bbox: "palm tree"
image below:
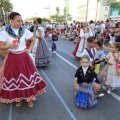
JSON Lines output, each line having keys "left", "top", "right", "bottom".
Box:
{"left": 0, "top": 0, "right": 13, "bottom": 23}
{"left": 107, "top": 0, "right": 116, "bottom": 7}
{"left": 63, "top": 7, "right": 66, "bottom": 16}
{"left": 56, "top": 7, "right": 60, "bottom": 15}
{"left": 107, "top": 0, "right": 120, "bottom": 15}
{"left": 3, "top": 0, "right": 13, "bottom": 23}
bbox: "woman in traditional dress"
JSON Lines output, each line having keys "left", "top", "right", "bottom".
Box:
{"left": 76, "top": 22, "right": 93, "bottom": 58}
{"left": 0, "top": 12, "right": 47, "bottom": 107}
{"left": 34, "top": 18, "right": 50, "bottom": 67}
{"left": 73, "top": 26, "right": 81, "bottom": 57}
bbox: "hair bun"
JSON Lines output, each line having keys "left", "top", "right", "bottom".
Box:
{"left": 9, "top": 12, "right": 21, "bottom": 20}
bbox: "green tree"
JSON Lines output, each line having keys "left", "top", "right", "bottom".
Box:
{"left": 66, "top": 13, "right": 72, "bottom": 21}
{"left": 63, "top": 7, "right": 66, "bottom": 16}
{"left": 107, "top": 0, "right": 116, "bottom": 7}
{"left": 56, "top": 7, "right": 60, "bottom": 15}
{"left": 3, "top": 0, "right": 13, "bottom": 23}
{"left": 0, "top": 0, "right": 13, "bottom": 23}
{"left": 42, "top": 17, "right": 51, "bottom": 23}
{"left": 107, "top": 0, "right": 120, "bottom": 15}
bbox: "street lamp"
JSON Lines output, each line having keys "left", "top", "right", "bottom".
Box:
{"left": 44, "top": 4, "right": 50, "bottom": 18}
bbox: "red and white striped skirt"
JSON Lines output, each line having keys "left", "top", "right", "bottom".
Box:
{"left": 0, "top": 51, "right": 47, "bottom": 104}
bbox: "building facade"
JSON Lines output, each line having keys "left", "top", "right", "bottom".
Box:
{"left": 77, "top": 0, "right": 109, "bottom": 22}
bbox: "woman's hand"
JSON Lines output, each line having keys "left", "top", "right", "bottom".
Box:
{"left": 108, "top": 62, "right": 112, "bottom": 65}
{"left": 25, "top": 49, "right": 31, "bottom": 53}
{"left": 7, "top": 44, "right": 18, "bottom": 49}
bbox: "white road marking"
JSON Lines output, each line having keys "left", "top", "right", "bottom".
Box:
{"left": 42, "top": 70, "right": 76, "bottom": 120}
{"left": 8, "top": 104, "right": 13, "bottom": 120}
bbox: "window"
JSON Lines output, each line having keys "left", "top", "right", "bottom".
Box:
{"left": 105, "top": 7, "right": 107, "bottom": 11}
{"left": 104, "top": 15, "right": 107, "bottom": 19}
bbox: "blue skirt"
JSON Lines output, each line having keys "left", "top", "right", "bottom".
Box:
{"left": 76, "top": 82, "right": 97, "bottom": 109}
{"left": 35, "top": 38, "right": 51, "bottom": 67}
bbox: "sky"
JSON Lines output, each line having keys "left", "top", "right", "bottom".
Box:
{"left": 10, "top": 0, "right": 88, "bottom": 19}
{"left": 10, "top": 0, "right": 65, "bottom": 19}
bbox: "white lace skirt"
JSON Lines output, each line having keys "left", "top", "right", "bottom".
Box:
{"left": 105, "top": 64, "right": 120, "bottom": 88}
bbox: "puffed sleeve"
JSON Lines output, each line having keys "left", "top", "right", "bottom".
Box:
{"left": 106, "top": 52, "right": 111, "bottom": 60}
{"left": 25, "top": 29, "right": 33, "bottom": 40}
{"left": 0, "top": 30, "right": 7, "bottom": 42}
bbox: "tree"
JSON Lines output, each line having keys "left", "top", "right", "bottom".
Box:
{"left": 107, "top": 0, "right": 120, "bottom": 15}
{"left": 42, "top": 17, "right": 51, "bottom": 23}
{"left": 66, "top": 13, "right": 72, "bottom": 21}
{"left": 63, "top": 7, "right": 66, "bottom": 16}
{"left": 3, "top": 0, "right": 13, "bottom": 23}
{"left": 56, "top": 7, "right": 60, "bottom": 15}
{"left": 107, "top": 0, "right": 116, "bottom": 7}
{"left": 0, "top": 0, "right": 13, "bottom": 23}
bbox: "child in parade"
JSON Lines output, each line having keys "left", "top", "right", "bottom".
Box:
{"left": 51, "top": 31, "right": 58, "bottom": 53}
{"left": 74, "top": 55, "right": 97, "bottom": 110}
{"left": 94, "top": 41, "right": 104, "bottom": 74}
{"left": 105, "top": 42, "right": 120, "bottom": 94}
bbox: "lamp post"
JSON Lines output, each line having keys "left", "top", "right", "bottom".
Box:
{"left": 44, "top": 4, "right": 50, "bottom": 18}
{"left": 85, "top": 0, "right": 89, "bottom": 22}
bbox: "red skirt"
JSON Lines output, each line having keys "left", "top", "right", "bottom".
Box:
{"left": 0, "top": 51, "right": 47, "bottom": 104}
{"left": 72, "top": 38, "right": 81, "bottom": 57}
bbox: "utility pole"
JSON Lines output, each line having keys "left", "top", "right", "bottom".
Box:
{"left": 85, "top": 0, "right": 89, "bottom": 22}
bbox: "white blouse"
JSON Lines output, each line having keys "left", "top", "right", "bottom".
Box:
{"left": 82, "top": 66, "right": 88, "bottom": 75}
{"left": 81, "top": 48, "right": 95, "bottom": 62}
{"left": 36, "top": 26, "right": 45, "bottom": 38}
{"left": 0, "top": 28, "right": 33, "bottom": 52}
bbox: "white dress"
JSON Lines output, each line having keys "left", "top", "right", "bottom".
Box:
{"left": 105, "top": 52, "right": 120, "bottom": 88}
{"left": 76, "top": 27, "right": 93, "bottom": 57}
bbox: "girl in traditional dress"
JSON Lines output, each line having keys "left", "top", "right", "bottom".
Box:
{"left": 0, "top": 12, "right": 47, "bottom": 107}
{"left": 76, "top": 22, "right": 93, "bottom": 58}
{"left": 105, "top": 42, "right": 120, "bottom": 94}
{"left": 34, "top": 18, "right": 50, "bottom": 67}
{"left": 74, "top": 55, "right": 97, "bottom": 110}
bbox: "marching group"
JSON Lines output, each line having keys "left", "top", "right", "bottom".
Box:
{"left": 0, "top": 11, "right": 120, "bottom": 111}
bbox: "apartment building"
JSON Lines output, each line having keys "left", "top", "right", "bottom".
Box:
{"left": 77, "top": 0, "right": 109, "bottom": 22}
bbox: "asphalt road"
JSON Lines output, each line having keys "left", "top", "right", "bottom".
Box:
{"left": 0, "top": 37, "right": 120, "bottom": 120}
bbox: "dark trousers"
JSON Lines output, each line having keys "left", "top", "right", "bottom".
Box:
{"left": 52, "top": 42, "right": 57, "bottom": 52}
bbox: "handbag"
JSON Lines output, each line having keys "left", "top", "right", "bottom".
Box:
{"left": 112, "top": 52, "right": 120, "bottom": 76}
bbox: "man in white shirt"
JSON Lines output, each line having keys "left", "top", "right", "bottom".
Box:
{"left": 100, "top": 21, "right": 105, "bottom": 35}
{"left": 89, "top": 20, "right": 95, "bottom": 36}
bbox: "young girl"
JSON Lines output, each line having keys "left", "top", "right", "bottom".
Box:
{"left": 74, "top": 55, "right": 97, "bottom": 110}
{"left": 105, "top": 42, "right": 120, "bottom": 94}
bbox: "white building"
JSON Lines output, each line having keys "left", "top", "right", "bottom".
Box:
{"left": 77, "top": 0, "right": 109, "bottom": 22}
